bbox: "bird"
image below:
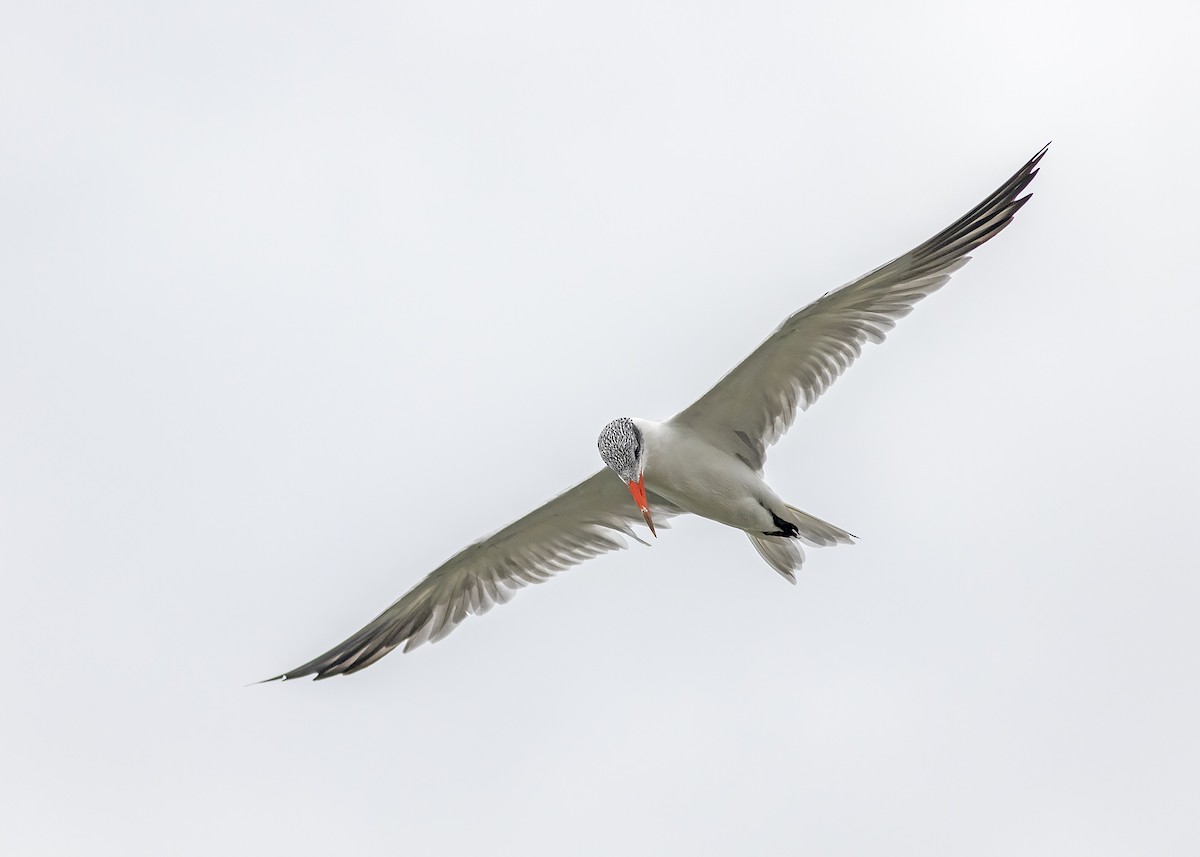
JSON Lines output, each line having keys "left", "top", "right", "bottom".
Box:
{"left": 266, "top": 145, "right": 1047, "bottom": 681}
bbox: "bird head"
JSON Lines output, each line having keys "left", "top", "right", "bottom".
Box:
{"left": 597, "top": 417, "right": 655, "bottom": 536}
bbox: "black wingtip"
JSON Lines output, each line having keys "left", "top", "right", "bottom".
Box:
{"left": 1027, "top": 142, "right": 1051, "bottom": 172}
{"left": 254, "top": 667, "right": 326, "bottom": 684}
{"left": 255, "top": 667, "right": 334, "bottom": 683}
{"left": 1014, "top": 143, "right": 1050, "bottom": 201}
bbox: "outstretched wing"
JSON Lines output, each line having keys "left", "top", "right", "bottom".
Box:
{"left": 671, "top": 146, "right": 1047, "bottom": 471}
{"left": 267, "top": 471, "right": 683, "bottom": 680}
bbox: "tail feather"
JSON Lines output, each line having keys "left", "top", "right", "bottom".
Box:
{"left": 783, "top": 505, "right": 856, "bottom": 547}
{"left": 746, "top": 506, "right": 856, "bottom": 582}
{"left": 747, "top": 533, "right": 804, "bottom": 584}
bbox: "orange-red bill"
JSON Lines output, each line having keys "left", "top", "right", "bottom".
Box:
{"left": 627, "top": 474, "right": 656, "bottom": 537}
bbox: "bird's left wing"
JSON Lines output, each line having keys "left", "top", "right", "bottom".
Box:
{"left": 671, "top": 146, "right": 1046, "bottom": 471}
{"left": 266, "top": 470, "right": 682, "bottom": 680}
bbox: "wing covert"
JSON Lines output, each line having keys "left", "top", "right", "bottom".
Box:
{"left": 267, "top": 470, "right": 682, "bottom": 680}
{"left": 671, "top": 146, "right": 1046, "bottom": 471}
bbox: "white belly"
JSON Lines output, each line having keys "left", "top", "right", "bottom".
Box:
{"left": 636, "top": 419, "right": 783, "bottom": 533}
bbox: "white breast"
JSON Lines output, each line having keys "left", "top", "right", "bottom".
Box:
{"left": 634, "top": 418, "right": 784, "bottom": 533}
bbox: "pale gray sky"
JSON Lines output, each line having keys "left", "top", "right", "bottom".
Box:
{"left": 3, "top": 1, "right": 1198, "bottom": 854}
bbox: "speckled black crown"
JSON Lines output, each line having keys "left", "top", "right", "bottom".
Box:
{"left": 597, "top": 417, "right": 642, "bottom": 477}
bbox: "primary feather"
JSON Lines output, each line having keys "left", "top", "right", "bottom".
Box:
{"left": 267, "top": 145, "right": 1046, "bottom": 680}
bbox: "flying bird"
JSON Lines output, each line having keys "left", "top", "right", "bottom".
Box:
{"left": 267, "top": 145, "right": 1046, "bottom": 680}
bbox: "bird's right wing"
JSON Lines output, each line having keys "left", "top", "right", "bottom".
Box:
{"left": 671, "top": 146, "right": 1046, "bottom": 471}
{"left": 266, "top": 470, "right": 683, "bottom": 680}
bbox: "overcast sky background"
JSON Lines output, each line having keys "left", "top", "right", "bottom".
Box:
{"left": 3, "top": 1, "right": 1198, "bottom": 854}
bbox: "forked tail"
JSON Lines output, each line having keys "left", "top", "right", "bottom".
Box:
{"left": 746, "top": 505, "right": 855, "bottom": 583}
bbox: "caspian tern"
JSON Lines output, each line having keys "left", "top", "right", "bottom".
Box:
{"left": 268, "top": 146, "right": 1046, "bottom": 680}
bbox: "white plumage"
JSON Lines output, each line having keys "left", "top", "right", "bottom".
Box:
{"left": 268, "top": 145, "right": 1046, "bottom": 680}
